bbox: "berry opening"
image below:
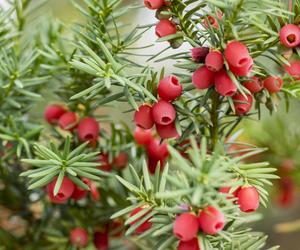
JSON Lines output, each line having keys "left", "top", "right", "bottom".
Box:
{"left": 155, "top": 30, "right": 162, "bottom": 38}
{"left": 161, "top": 117, "right": 172, "bottom": 124}
{"left": 84, "top": 134, "right": 94, "bottom": 141}
{"left": 287, "top": 34, "right": 296, "bottom": 43}
{"left": 215, "top": 222, "right": 224, "bottom": 230}
{"left": 238, "top": 58, "right": 249, "bottom": 66}
{"left": 174, "top": 232, "right": 183, "bottom": 239}
{"left": 57, "top": 193, "right": 65, "bottom": 199}
{"left": 171, "top": 76, "right": 179, "bottom": 86}
{"left": 244, "top": 208, "right": 255, "bottom": 212}
{"left": 237, "top": 107, "right": 246, "bottom": 113}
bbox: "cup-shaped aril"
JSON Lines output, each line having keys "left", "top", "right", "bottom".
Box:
{"left": 192, "top": 66, "right": 215, "bottom": 89}
{"left": 47, "top": 176, "right": 75, "bottom": 204}
{"left": 70, "top": 227, "right": 89, "bottom": 248}
{"left": 44, "top": 104, "right": 66, "bottom": 125}
{"left": 156, "top": 122, "right": 179, "bottom": 139}
{"left": 243, "top": 76, "right": 263, "bottom": 93}
{"left": 263, "top": 76, "right": 283, "bottom": 94}
{"left": 77, "top": 117, "right": 100, "bottom": 143}
{"left": 129, "top": 206, "right": 153, "bottom": 233}
{"left": 284, "top": 60, "right": 300, "bottom": 80}
{"left": 205, "top": 51, "right": 224, "bottom": 72}
{"left": 158, "top": 75, "right": 182, "bottom": 101}
{"left": 224, "top": 41, "right": 251, "bottom": 68}
{"left": 152, "top": 100, "right": 176, "bottom": 125}
{"left": 58, "top": 112, "right": 79, "bottom": 131}
{"left": 155, "top": 19, "right": 177, "bottom": 38}
{"left": 279, "top": 24, "right": 300, "bottom": 48}
{"left": 236, "top": 186, "right": 260, "bottom": 212}
{"left": 214, "top": 69, "right": 237, "bottom": 96}
{"left": 134, "top": 104, "right": 154, "bottom": 129}
{"left": 198, "top": 206, "right": 225, "bottom": 235}
{"left": 177, "top": 238, "right": 200, "bottom": 250}
{"left": 144, "top": 0, "right": 164, "bottom": 9}
{"left": 233, "top": 93, "right": 253, "bottom": 115}
{"left": 173, "top": 213, "right": 199, "bottom": 242}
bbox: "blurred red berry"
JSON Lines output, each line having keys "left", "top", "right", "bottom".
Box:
{"left": 284, "top": 60, "right": 300, "bottom": 80}
{"left": 97, "top": 153, "right": 112, "bottom": 172}
{"left": 134, "top": 104, "right": 154, "bottom": 129}
{"left": 113, "top": 152, "right": 128, "bottom": 169}
{"left": 70, "top": 227, "right": 89, "bottom": 248}
{"left": 77, "top": 117, "right": 100, "bottom": 143}
{"left": 233, "top": 93, "right": 253, "bottom": 115}
{"left": 134, "top": 127, "right": 153, "bottom": 145}
{"left": 198, "top": 206, "right": 224, "bottom": 235}
{"left": 157, "top": 75, "right": 182, "bottom": 101}
{"left": 58, "top": 112, "right": 78, "bottom": 131}
{"left": 263, "top": 76, "right": 283, "bottom": 94}
{"left": 155, "top": 19, "right": 177, "bottom": 38}
{"left": 243, "top": 76, "right": 263, "bottom": 93}
{"left": 129, "top": 206, "right": 153, "bottom": 233}
{"left": 44, "top": 104, "right": 66, "bottom": 125}
{"left": 173, "top": 213, "right": 199, "bottom": 241}
{"left": 71, "top": 178, "right": 91, "bottom": 201}
{"left": 94, "top": 230, "right": 109, "bottom": 250}
{"left": 192, "top": 66, "right": 215, "bottom": 89}
{"left": 144, "top": 0, "right": 164, "bottom": 9}
{"left": 177, "top": 238, "right": 200, "bottom": 250}
{"left": 279, "top": 24, "right": 300, "bottom": 48}
{"left": 156, "top": 122, "right": 179, "bottom": 139}
{"left": 203, "top": 15, "right": 219, "bottom": 29}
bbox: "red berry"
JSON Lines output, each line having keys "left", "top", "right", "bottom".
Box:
{"left": 134, "top": 127, "right": 153, "bottom": 145}
{"left": 113, "top": 152, "right": 128, "bottom": 169}
{"left": 191, "top": 47, "right": 209, "bottom": 63}
{"left": 205, "top": 51, "right": 224, "bottom": 72}
{"left": 243, "top": 76, "right": 263, "bottom": 93}
{"left": 224, "top": 41, "right": 251, "bottom": 68}
{"left": 93, "top": 230, "right": 109, "bottom": 250}
{"left": 156, "top": 122, "right": 179, "bottom": 139}
{"left": 70, "top": 227, "right": 89, "bottom": 248}
{"left": 146, "top": 139, "right": 169, "bottom": 161}
{"left": 110, "top": 219, "right": 124, "bottom": 237}
{"left": 71, "top": 178, "right": 91, "bottom": 201}
{"left": 192, "top": 66, "right": 215, "bottom": 89}
{"left": 173, "top": 213, "right": 199, "bottom": 242}
{"left": 44, "top": 104, "right": 66, "bottom": 125}
{"left": 177, "top": 238, "right": 200, "bottom": 250}
{"left": 198, "top": 206, "right": 224, "bottom": 235}
{"left": 203, "top": 16, "right": 219, "bottom": 29}
{"left": 134, "top": 104, "right": 154, "bottom": 129}
{"left": 278, "top": 177, "right": 296, "bottom": 207}
{"left": 144, "top": 0, "right": 164, "bottom": 9}
{"left": 158, "top": 75, "right": 182, "bottom": 101}
{"left": 214, "top": 70, "right": 237, "bottom": 96}
{"left": 155, "top": 19, "right": 177, "bottom": 38}
{"left": 152, "top": 100, "right": 176, "bottom": 125}
{"left": 90, "top": 182, "right": 100, "bottom": 201}
{"left": 97, "top": 153, "right": 112, "bottom": 172}
{"left": 129, "top": 206, "right": 153, "bottom": 233}
{"left": 77, "top": 117, "right": 100, "bottom": 143}
{"left": 236, "top": 186, "right": 260, "bottom": 212}
{"left": 228, "top": 57, "right": 253, "bottom": 77}
{"left": 58, "top": 112, "right": 78, "bottom": 131}
{"left": 47, "top": 176, "right": 75, "bottom": 204}
{"left": 263, "top": 76, "right": 283, "bottom": 94}
{"left": 284, "top": 60, "right": 300, "bottom": 80}
{"left": 279, "top": 24, "right": 300, "bottom": 48}
{"left": 232, "top": 94, "right": 253, "bottom": 115}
